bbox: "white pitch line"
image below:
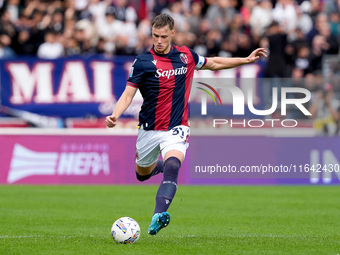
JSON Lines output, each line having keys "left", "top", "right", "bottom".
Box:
{"left": 0, "top": 235, "right": 107, "bottom": 239}
{"left": 161, "top": 234, "right": 320, "bottom": 238}
{"left": 0, "top": 234, "right": 322, "bottom": 239}
{"left": 0, "top": 235, "right": 44, "bottom": 239}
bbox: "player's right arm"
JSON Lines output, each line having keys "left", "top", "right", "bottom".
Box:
{"left": 106, "top": 56, "right": 144, "bottom": 128}
{"left": 105, "top": 86, "right": 138, "bottom": 128}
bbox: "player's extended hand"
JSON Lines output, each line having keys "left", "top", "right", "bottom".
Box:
{"left": 248, "top": 48, "right": 268, "bottom": 63}
{"left": 105, "top": 115, "right": 117, "bottom": 128}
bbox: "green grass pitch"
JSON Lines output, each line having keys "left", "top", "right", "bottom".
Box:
{"left": 0, "top": 185, "right": 339, "bottom": 255}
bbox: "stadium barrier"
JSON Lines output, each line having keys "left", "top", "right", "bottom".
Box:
{"left": 0, "top": 131, "right": 339, "bottom": 185}
{"left": 0, "top": 56, "right": 265, "bottom": 121}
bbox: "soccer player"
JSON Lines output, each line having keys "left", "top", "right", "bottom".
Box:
{"left": 106, "top": 13, "right": 267, "bottom": 235}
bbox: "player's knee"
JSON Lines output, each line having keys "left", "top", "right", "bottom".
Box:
{"left": 163, "top": 157, "right": 181, "bottom": 181}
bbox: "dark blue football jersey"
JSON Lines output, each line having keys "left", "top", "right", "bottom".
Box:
{"left": 127, "top": 44, "right": 206, "bottom": 131}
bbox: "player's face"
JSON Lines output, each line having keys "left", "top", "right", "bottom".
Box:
{"left": 152, "top": 25, "right": 175, "bottom": 54}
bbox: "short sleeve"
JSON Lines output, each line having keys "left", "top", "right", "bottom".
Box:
{"left": 188, "top": 48, "right": 207, "bottom": 70}
{"left": 127, "top": 57, "right": 144, "bottom": 88}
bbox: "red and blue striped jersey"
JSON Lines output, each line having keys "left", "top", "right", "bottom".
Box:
{"left": 127, "top": 44, "right": 206, "bottom": 131}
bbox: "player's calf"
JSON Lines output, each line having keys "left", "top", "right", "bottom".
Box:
{"left": 154, "top": 157, "right": 181, "bottom": 213}
{"left": 136, "top": 160, "right": 164, "bottom": 182}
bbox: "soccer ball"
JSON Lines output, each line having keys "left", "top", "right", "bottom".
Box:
{"left": 111, "top": 217, "right": 140, "bottom": 244}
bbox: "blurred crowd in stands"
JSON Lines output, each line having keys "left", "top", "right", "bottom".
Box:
{"left": 0, "top": 0, "right": 340, "bottom": 133}
{"left": 0, "top": 0, "right": 339, "bottom": 78}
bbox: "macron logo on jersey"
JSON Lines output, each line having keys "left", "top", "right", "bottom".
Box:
{"left": 155, "top": 66, "right": 188, "bottom": 79}
{"left": 152, "top": 60, "right": 157, "bottom": 65}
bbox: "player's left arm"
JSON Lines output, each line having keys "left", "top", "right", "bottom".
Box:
{"left": 202, "top": 48, "right": 268, "bottom": 71}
